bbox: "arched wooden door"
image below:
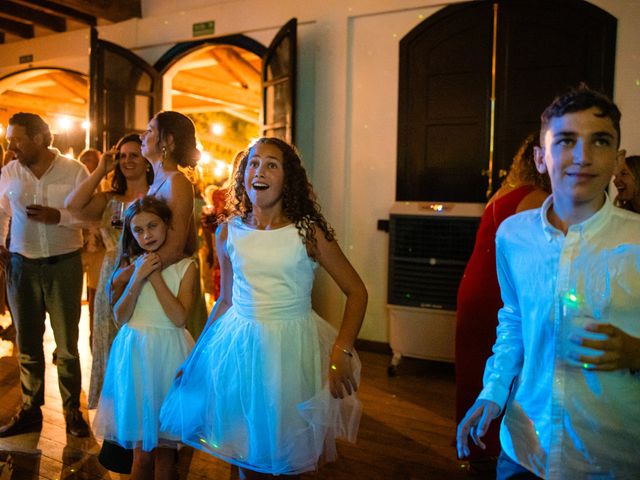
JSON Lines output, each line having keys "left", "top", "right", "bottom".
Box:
{"left": 396, "top": 0, "right": 616, "bottom": 203}
{"left": 261, "top": 18, "right": 297, "bottom": 144}
{"left": 89, "top": 28, "right": 162, "bottom": 151}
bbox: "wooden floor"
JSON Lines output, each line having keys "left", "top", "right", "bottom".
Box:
{"left": 0, "top": 306, "right": 470, "bottom": 479}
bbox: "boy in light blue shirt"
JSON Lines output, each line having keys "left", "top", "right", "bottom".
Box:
{"left": 457, "top": 85, "right": 640, "bottom": 479}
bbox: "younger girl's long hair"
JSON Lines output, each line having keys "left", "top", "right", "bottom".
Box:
{"left": 227, "top": 137, "right": 335, "bottom": 256}
{"left": 119, "top": 196, "right": 173, "bottom": 264}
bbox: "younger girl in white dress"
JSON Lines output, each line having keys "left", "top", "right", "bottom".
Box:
{"left": 160, "top": 138, "right": 368, "bottom": 479}
{"left": 94, "top": 196, "right": 196, "bottom": 480}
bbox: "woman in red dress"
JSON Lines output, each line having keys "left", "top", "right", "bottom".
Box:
{"left": 455, "top": 134, "right": 550, "bottom": 476}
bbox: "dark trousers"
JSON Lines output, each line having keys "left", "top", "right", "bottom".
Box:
{"left": 8, "top": 250, "right": 83, "bottom": 411}
{"left": 497, "top": 451, "right": 543, "bottom": 480}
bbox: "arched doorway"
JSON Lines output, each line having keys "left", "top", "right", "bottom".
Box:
{"left": 157, "top": 35, "right": 266, "bottom": 184}
{"left": 0, "top": 68, "right": 89, "bottom": 157}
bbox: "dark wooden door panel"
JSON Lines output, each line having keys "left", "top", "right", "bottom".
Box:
{"left": 398, "top": 2, "right": 493, "bottom": 202}
{"left": 397, "top": 0, "right": 616, "bottom": 203}
{"left": 493, "top": 0, "right": 617, "bottom": 187}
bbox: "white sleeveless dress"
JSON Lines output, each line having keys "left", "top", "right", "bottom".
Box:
{"left": 160, "top": 217, "right": 362, "bottom": 475}
{"left": 93, "top": 258, "right": 195, "bottom": 452}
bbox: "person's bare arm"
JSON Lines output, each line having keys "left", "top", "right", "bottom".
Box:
{"left": 65, "top": 150, "right": 115, "bottom": 221}
{"left": 113, "top": 254, "right": 160, "bottom": 327}
{"left": 109, "top": 262, "right": 135, "bottom": 308}
{"left": 148, "top": 261, "right": 198, "bottom": 327}
{"left": 312, "top": 228, "right": 368, "bottom": 399}
{"left": 515, "top": 188, "right": 549, "bottom": 213}
{"left": 155, "top": 174, "right": 194, "bottom": 268}
{"left": 201, "top": 223, "right": 233, "bottom": 335}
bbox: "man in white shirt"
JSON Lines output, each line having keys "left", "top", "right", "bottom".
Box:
{"left": 456, "top": 86, "right": 640, "bottom": 479}
{"left": 0, "top": 113, "right": 91, "bottom": 438}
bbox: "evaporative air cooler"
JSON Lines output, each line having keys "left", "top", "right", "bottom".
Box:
{"left": 387, "top": 201, "right": 482, "bottom": 375}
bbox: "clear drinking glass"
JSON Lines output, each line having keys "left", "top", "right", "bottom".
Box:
{"left": 110, "top": 200, "right": 125, "bottom": 228}
{"left": 561, "top": 291, "right": 607, "bottom": 367}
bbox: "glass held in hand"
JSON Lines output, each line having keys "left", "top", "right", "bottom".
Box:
{"left": 110, "top": 200, "right": 125, "bottom": 229}
{"left": 562, "top": 313, "right": 608, "bottom": 367}
{"left": 26, "top": 192, "right": 41, "bottom": 218}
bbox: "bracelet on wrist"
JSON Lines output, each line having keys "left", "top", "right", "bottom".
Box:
{"left": 333, "top": 344, "right": 354, "bottom": 357}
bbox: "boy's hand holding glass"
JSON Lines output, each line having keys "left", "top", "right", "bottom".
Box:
{"left": 570, "top": 323, "right": 640, "bottom": 371}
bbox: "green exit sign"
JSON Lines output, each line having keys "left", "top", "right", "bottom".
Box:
{"left": 193, "top": 21, "right": 215, "bottom": 37}
{"left": 19, "top": 54, "right": 33, "bottom": 64}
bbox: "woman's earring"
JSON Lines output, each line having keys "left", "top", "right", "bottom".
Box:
{"left": 161, "top": 146, "right": 167, "bottom": 159}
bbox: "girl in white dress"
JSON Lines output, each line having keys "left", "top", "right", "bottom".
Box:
{"left": 94, "top": 196, "right": 196, "bottom": 480}
{"left": 160, "top": 138, "right": 368, "bottom": 479}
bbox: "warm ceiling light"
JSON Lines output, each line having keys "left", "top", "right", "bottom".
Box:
{"left": 211, "top": 123, "right": 224, "bottom": 136}
{"left": 213, "top": 160, "right": 228, "bottom": 180}
{"left": 200, "top": 151, "right": 212, "bottom": 164}
{"left": 57, "top": 116, "right": 73, "bottom": 131}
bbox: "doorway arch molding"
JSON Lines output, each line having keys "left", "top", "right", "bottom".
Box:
{"left": 153, "top": 34, "right": 267, "bottom": 74}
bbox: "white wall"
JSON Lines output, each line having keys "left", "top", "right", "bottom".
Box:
{"left": 0, "top": 29, "right": 91, "bottom": 79}
{"left": 596, "top": 0, "right": 640, "bottom": 154}
{"left": 345, "top": 7, "right": 443, "bottom": 340}
{"left": 0, "top": 0, "right": 637, "bottom": 344}
{"left": 73, "top": 0, "right": 640, "bottom": 342}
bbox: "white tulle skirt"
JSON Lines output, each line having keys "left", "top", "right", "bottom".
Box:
{"left": 159, "top": 302, "right": 362, "bottom": 475}
{"left": 93, "top": 323, "right": 194, "bottom": 452}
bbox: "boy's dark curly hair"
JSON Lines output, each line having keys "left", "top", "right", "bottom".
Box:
{"left": 227, "top": 137, "right": 335, "bottom": 256}
{"left": 540, "top": 83, "right": 621, "bottom": 147}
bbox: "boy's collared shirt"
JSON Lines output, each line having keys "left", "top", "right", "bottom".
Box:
{"left": 479, "top": 194, "right": 640, "bottom": 479}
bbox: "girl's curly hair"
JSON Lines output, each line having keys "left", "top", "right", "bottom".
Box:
{"left": 227, "top": 137, "right": 335, "bottom": 256}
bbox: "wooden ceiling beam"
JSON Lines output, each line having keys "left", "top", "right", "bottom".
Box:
{"left": 173, "top": 72, "right": 260, "bottom": 111}
{"left": 1, "top": 90, "right": 86, "bottom": 118}
{"left": 13, "top": 0, "right": 97, "bottom": 26}
{"left": 209, "top": 49, "right": 251, "bottom": 90}
{"left": 171, "top": 89, "right": 256, "bottom": 113}
{"left": 46, "top": 72, "right": 88, "bottom": 100}
{"left": 2, "top": 1, "right": 66, "bottom": 32}
{"left": 17, "top": 0, "right": 141, "bottom": 24}
{"left": 0, "top": 16, "right": 34, "bottom": 38}
{"left": 171, "top": 95, "right": 259, "bottom": 124}
{"left": 216, "top": 47, "right": 261, "bottom": 91}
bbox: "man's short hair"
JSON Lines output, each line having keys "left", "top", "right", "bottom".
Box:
{"left": 540, "top": 84, "right": 621, "bottom": 147}
{"left": 8, "top": 112, "right": 53, "bottom": 147}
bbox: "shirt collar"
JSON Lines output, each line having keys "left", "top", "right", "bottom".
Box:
{"left": 541, "top": 192, "right": 612, "bottom": 241}
{"left": 17, "top": 147, "right": 63, "bottom": 177}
